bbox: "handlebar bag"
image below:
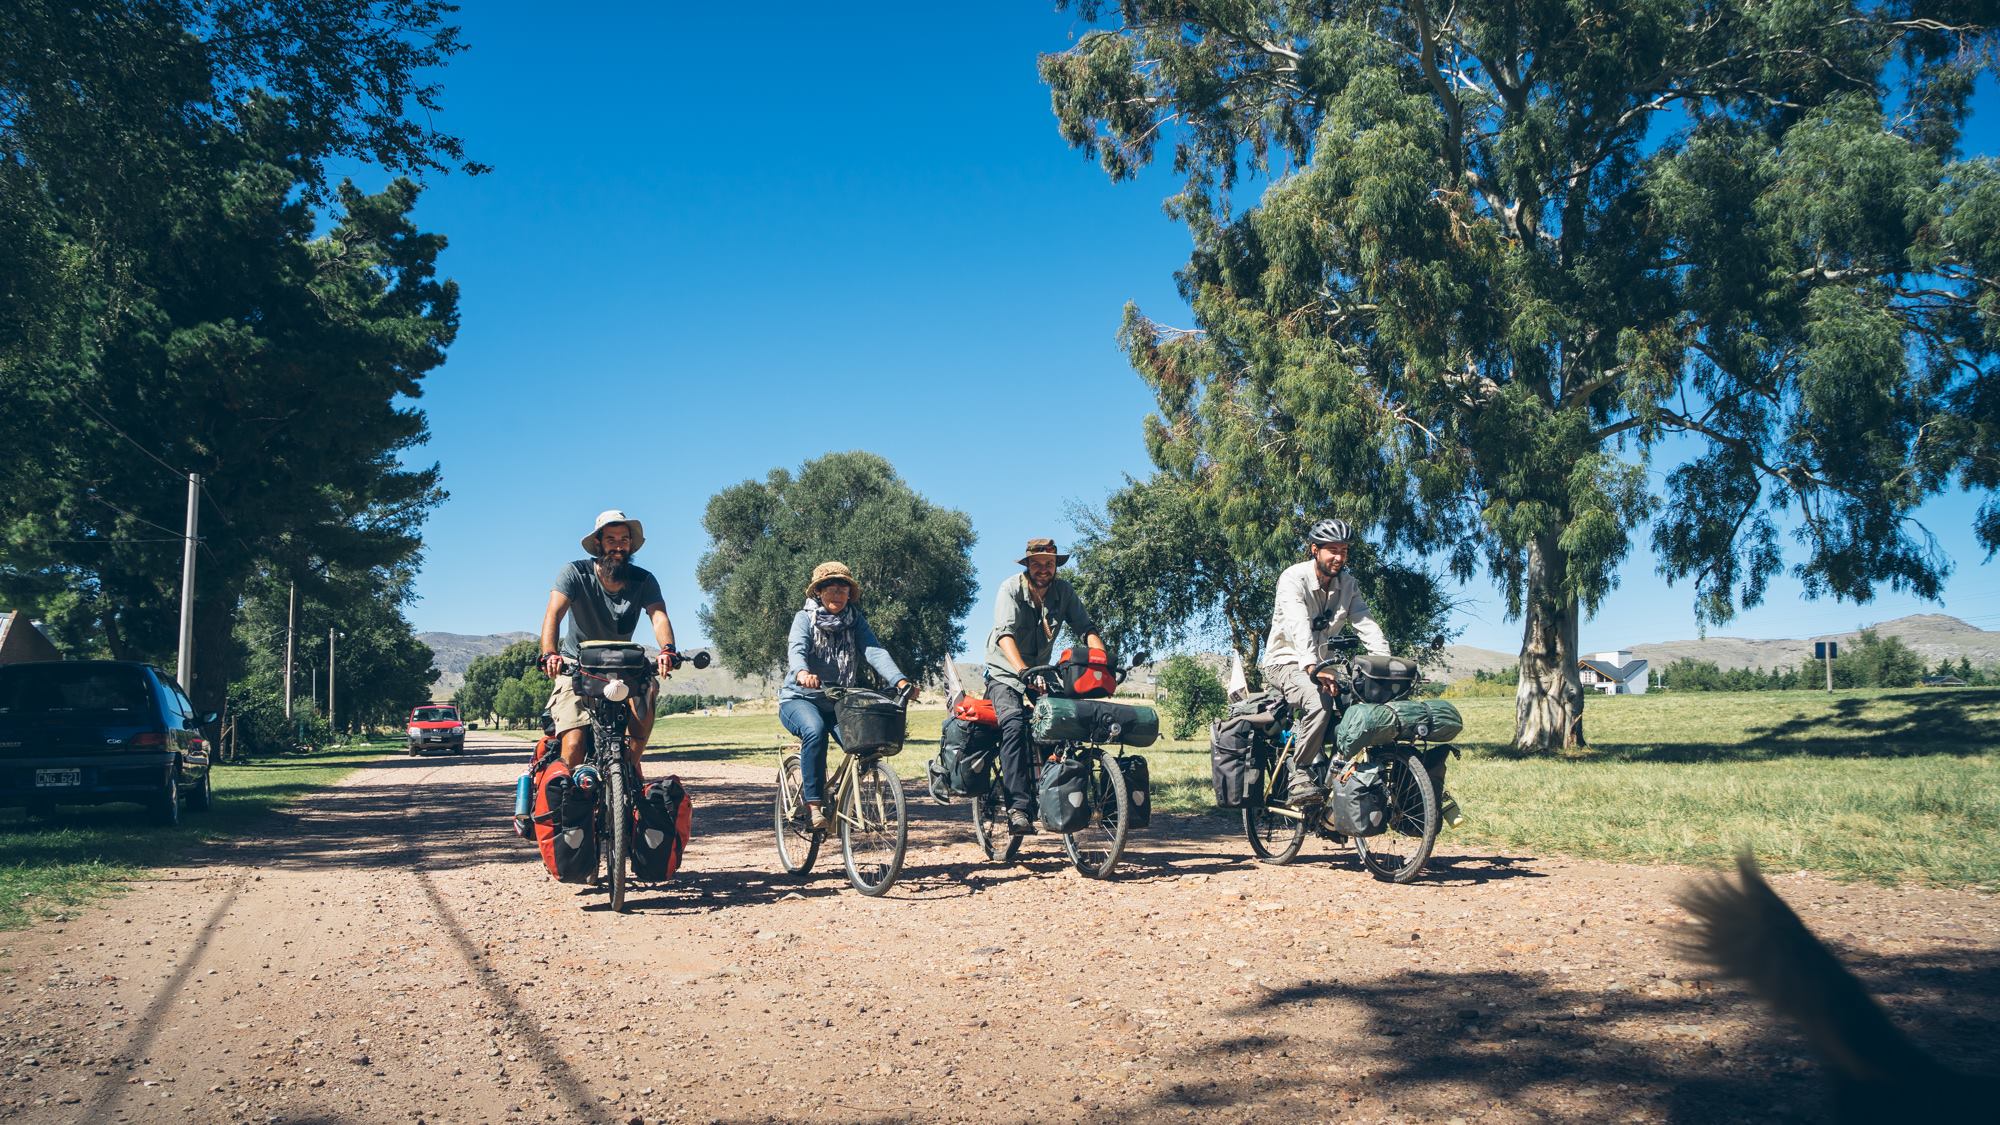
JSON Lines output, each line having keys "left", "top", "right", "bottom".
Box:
{"left": 1031, "top": 698, "right": 1160, "bottom": 748}
{"left": 1037, "top": 756, "right": 1093, "bottom": 833}
{"left": 1388, "top": 699, "right": 1463, "bottom": 742}
{"left": 1057, "top": 647, "right": 1115, "bottom": 699}
{"left": 1326, "top": 758, "right": 1388, "bottom": 836}
{"left": 578, "top": 643, "right": 649, "bottom": 674}
{"left": 835, "top": 690, "right": 906, "bottom": 756}
{"left": 1335, "top": 701, "right": 1402, "bottom": 756}
{"left": 1118, "top": 754, "right": 1151, "bottom": 829}
{"left": 534, "top": 761, "right": 601, "bottom": 883}
{"left": 1209, "top": 716, "right": 1265, "bottom": 809}
{"left": 629, "top": 776, "right": 692, "bottom": 881}
{"left": 951, "top": 695, "right": 999, "bottom": 728}
{"left": 1350, "top": 654, "right": 1419, "bottom": 703}
{"left": 935, "top": 716, "right": 998, "bottom": 796}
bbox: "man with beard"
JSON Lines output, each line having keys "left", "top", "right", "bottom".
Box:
{"left": 1261, "top": 518, "right": 1389, "bottom": 805}
{"left": 984, "top": 538, "right": 1105, "bottom": 836}
{"left": 539, "top": 510, "right": 680, "bottom": 768}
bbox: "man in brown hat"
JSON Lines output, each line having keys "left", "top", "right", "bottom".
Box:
{"left": 539, "top": 509, "right": 680, "bottom": 767}
{"left": 984, "top": 538, "right": 1104, "bottom": 835}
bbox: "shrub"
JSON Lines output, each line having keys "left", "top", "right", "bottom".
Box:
{"left": 1156, "top": 655, "right": 1228, "bottom": 739}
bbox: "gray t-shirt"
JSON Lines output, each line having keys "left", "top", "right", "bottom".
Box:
{"left": 553, "top": 559, "right": 663, "bottom": 657}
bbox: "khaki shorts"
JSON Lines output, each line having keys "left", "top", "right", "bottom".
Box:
{"left": 547, "top": 674, "right": 658, "bottom": 736}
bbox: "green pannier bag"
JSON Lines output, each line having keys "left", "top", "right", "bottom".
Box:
{"left": 1387, "top": 699, "right": 1463, "bottom": 743}
{"left": 1335, "top": 702, "right": 1402, "bottom": 755}
{"left": 1031, "top": 697, "right": 1161, "bottom": 747}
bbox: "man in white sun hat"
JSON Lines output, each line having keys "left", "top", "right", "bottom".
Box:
{"left": 539, "top": 509, "right": 680, "bottom": 768}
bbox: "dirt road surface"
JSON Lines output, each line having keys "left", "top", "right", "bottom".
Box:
{"left": 3, "top": 732, "right": 1996, "bottom": 1124}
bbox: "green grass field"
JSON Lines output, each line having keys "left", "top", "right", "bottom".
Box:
{"left": 0, "top": 742, "right": 393, "bottom": 929}
{"left": 638, "top": 687, "right": 2000, "bottom": 890}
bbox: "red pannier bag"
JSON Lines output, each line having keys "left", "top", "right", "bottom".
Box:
{"left": 630, "top": 776, "right": 693, "bottom": 881}
{"left": 1058, "top": 647, "right": 1114, "bottom": 699}
{"left": 532, "top": 759, "right": 600, "bottom": 882}
{"left": 952, "top": 696, "right": 999, "bottom": 727}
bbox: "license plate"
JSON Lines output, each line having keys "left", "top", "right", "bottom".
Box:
{"left": 35, "top": 769, "right": 81, "bottom": 788}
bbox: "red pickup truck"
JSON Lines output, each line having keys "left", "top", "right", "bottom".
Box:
{"left": 407, "top": 703, "right": 465, "bottom": 756}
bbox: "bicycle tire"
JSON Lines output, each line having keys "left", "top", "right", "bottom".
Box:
{"left": 970, "top": 791, "right": 1021, "bottom": 863}
{"left": 773, "top": 753, "right": 821, "bottom": 875}
{"left": 1061, "top": 748, "right": 1129, "bottom": 879}
{"left": 839, "top": 757, "right": 907, "bottom": 896}
{"left": 605, "top": 752, "right": 631, "bottom": 913}
{"left": 1244, "top": 753, "right": 1307, "bottom": 864}
{"left": 1352, "top": 747, "right": 1440, "bottom": 884}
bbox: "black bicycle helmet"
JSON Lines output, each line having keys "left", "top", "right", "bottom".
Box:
{"left": 1306, "top": 517, "right": 1353, "bottom": 546}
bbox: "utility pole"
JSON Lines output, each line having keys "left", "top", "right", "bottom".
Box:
{"left": 284, "top": 582, "right": 297, "bottom": 720}
{"left": 328, "top": 628, "right": 337, "bottom": 736}
{"left": 175, "top": 473, "right": 200, "bottom": 692}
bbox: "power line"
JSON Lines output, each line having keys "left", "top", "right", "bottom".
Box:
{"left": 73, "top": 399, "right": 186, "bottom": 481}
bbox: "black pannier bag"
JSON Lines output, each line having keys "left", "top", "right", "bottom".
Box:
{"left": 1419, "top": 742, "right": 1459, "bottom": 793}
{"left": 575, "top": 642, "right": 650, "bottom": 699}
{"left": 1326, "top": 759, "right": 1388, "bottom": 836}
{"left": 1030, "top": 698, "right": 1161, "bottom": 747}
{"left": 1209, "top": 716, "right": 1263, "bottom": 810}
{"left": 934, "top": 716, "right": 999, "bottom": 796}
{"left": 629, "top": 777, "right": 691, "bottom": 881}
{"left": 1350, "top": 654, "right": 1419, "bottom": 704}
{"left": 549, "top": 770, "right": 601, "bottom": 882}
{"left": 836, "top": 689, "right": 906, "bottom": 756}
{"left": 1117, "top": 754, "right": 1151, "bottom": 829}
{"left": 1037, "top": 757, "right": 1092, "bottom": 832}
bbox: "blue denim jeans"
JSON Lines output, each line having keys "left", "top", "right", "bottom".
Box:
{"left": 779, "top": 696, "right": 842, "bottom": 804}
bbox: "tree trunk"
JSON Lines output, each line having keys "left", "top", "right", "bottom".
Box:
{"left": 1515, "top": 534, "right": 1587, "bottom": 752}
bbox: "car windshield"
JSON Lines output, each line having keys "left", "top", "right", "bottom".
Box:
{"left": 0, "top": 665, "right": 152, "bottom": 718}
{"left": 411, "top": 707, "right": 458, "bottom": 723}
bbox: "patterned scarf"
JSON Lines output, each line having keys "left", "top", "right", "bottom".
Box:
{"left": 807, "top": 598, "right": 858, "bottom": 689}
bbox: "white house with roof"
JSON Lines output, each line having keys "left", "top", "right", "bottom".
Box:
{"left": 1578, "top": 649, "right": 1649, "bottom": 694}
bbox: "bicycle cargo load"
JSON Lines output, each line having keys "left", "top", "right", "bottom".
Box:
{"left": 933, "top": 715, "right": 999, "bottom": 796}
{"left": 1335, "top": 702, "right": 1402, "bottom": 755}
{"left": 1227, "top": 691, "right": 1289, "bottom": 725}
{"left": 1388, "top": 699, "right": 1463, "bottom": 742}
{"left": 835, "top": 689, "right": 906, "bottom": 756}
{"left": 1056, "top": 646, "right": 1115, "bottom": 699}
{"left": 1327, "top": 759, "right": 1388, "bottom": 836}
{"left": 952, "top": 695, "right": 999, "bottom": 728}
{"left": 1209, "top": 716, "right": 1265, "bottom": 810}
{"left": 1350, "top": 654, "right": 1419, "bottom": 703}
{"left": 1118, "top": 754, "right": 1151, "bottom": 829}
{"left": 630, "top": 776, "right": 692, "bottom": 881}
{"left": 1037, "top": 756, "right": 1092, "bottom": 832}
{"left": 533, "top": 760, "right": 601, "bottom": 883}
{"left": 1031, "top": 698, "right": 1160, "bottom": 747}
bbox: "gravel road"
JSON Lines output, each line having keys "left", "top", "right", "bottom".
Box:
{"left": 2, "top": 732, "right": 1996, "bottom": 1124}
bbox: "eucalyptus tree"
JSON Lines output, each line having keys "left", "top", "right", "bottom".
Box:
{"left": 1042, "top": 0, "right": 1999, "bottom": 749}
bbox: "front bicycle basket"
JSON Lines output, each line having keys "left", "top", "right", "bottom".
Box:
{"left": 836, "top": 689, "right": 906, "bottom": 756}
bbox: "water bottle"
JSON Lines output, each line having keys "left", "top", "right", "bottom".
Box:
{"left": 1440, "top": 790, "right": 1466, "bottom": 829}
{"left": 571, "top": 764, "right": 601, "bottom": 793}
{"left": 512, "top": 774, "right": 534, "bottom": 838}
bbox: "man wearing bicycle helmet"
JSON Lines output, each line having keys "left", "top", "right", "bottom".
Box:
{"left": 1261, "top": 517, "right": 1389, "bottom": 804}
{"left": 538, "top": 509, "right": 681, "bottom": 768}
{"left": 985, "top": 538, "right": 1105, "bottom": 836}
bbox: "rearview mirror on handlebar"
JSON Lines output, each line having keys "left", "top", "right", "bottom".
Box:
{"left": 689, "top": 650, "right": 711, "bottom": 670}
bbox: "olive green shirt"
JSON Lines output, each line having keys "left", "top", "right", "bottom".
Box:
{"left": 983, "top": 572, "right": 1097, "bottom": 692}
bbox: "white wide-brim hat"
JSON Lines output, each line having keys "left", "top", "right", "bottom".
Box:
{"left": 581, "top": 509, "right": 645, "bottom": 557}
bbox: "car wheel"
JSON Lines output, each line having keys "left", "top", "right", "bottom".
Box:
{"left": 186, "top": 766, "right": 213, "bottom": 812}
{"left": 153, "top": 769, "right": 181, "bottom": 826}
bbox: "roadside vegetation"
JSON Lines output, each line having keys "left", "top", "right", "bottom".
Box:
{"left": 0, "top": 742, "right": 393, "bottom": 929}
{"left": 626, "top": 687, "right": 2000, "bottom": 890}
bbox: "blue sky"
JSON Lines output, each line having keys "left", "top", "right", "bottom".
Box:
{"left": 393, "top": 3, "right": 2000, "bottom": 660}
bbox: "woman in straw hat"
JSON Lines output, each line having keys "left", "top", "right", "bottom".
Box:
{"left": 780, "top": 562, "right": 916, "bottom": 830}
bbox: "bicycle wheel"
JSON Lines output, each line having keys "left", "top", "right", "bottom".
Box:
{"left": 970, "top": 790, "right": 1021, "bottom": 863}
{"left": 605, "top": 755, "right": 631, "bottom": 913}
{"left": 1244, "top": 753, "right": 1307, "bottom": 864}
{"left": 1061, "top": 748, "right": 1129, "bottom": 879}
{"left": 839, "top": 757, "right": 907, "bottom": 896}
{"left": 773, "top": 753, "right": 821, "bottom": 875}
{"left": 1352, "top": 748, "right": 1440, "bottom": 884}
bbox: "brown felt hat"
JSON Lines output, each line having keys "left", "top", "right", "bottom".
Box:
{"left": 805, "top": 561, "right": 861, "bottom": 599}
{"left": 1018, "top": 538, "right": 1069, "bottom": 566}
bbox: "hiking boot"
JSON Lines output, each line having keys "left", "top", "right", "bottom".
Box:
{"left": 1007, "top": 809, "right": 1037, "bottom": 836}
{"left": 808, "top": 804, "right": 830, "bottom": 832}
{"left": 1287, "top": 768, "right": 1325, "bottom": 806}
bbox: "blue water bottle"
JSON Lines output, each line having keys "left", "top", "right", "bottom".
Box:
{"left": 512, "top": 773, "right": 534, "bottom": 838}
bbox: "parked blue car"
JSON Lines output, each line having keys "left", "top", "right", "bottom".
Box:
{"left": 0, "top": 660, "right": 215, "bottom": 824}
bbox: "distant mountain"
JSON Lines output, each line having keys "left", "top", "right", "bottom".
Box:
{"left": 418, "top": 631, "right": 534, "bottom": 698}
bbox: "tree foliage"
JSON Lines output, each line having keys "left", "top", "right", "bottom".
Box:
{"left": 1042, "top": 0, "right": 2000, "bottom": 750}
{"left": 457, "top": 639, "right": 548, "bottom": 723}
{"left": 696, "top": 452, "right": 977, "bottom": 681}
{"left": 1155, "top": 654, "right": 1230, "bottom": 739}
